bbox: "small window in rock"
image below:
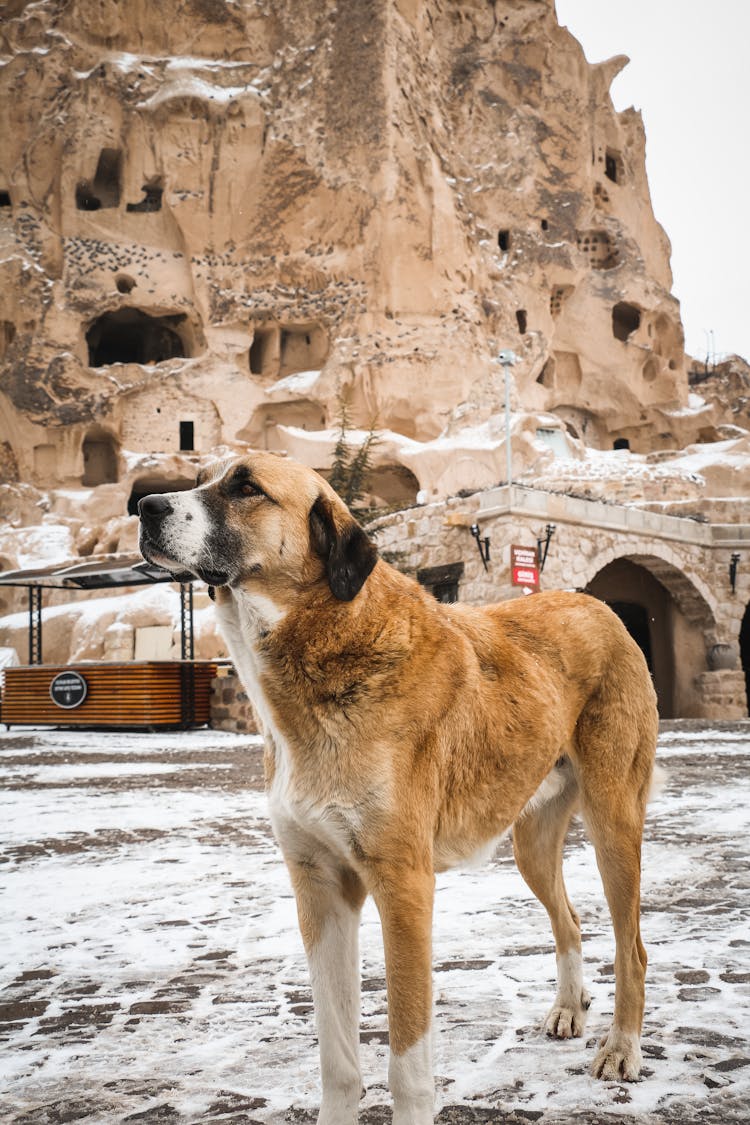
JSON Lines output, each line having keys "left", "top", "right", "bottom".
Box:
{"left": 605, "top": 149, "right": 622, "bottom": 184}
{"left": 612, "top": 302, "right": 641, "bottom": 342}
{"left": 433, "top": 580, "right": 459, "bottom": 604}
{"left": 613, "top": 437, "right": 630, "bottom": 451}
{"left": 498, "top": 229, "right": 510, "bottom": 252}
{"left": 115, "top": 274, "right": 136, "bottom": 294}
{"left": 417, "top": 562, "right": 464, "bottom": 605}
{"left": 179, "top": 421, "right": 194, "bottom": 451}
{"left": 126, "top": 182, "right": 163, "bottom": 213}
{"left": 516, "top": 309, "right": 527, "bottom": 334}
{"left": 0, "top": 191, "right": 11, "bottom": 207}
{"left": 540, "top": 218, "right": 549, "bottom": 231}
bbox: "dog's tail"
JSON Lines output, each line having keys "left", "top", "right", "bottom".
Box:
{"left": 648, "top": 763, "right": 668, "bottom": 804}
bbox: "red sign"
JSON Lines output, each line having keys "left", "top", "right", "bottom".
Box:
{"left": 511, "top": 544, "right": 539, "bottom": 592}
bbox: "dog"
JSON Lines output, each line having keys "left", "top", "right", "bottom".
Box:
{"left": 138, "top": 451, "right": 659, "bottom": 1124}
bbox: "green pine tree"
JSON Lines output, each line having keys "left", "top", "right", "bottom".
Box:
{"left": 328, "top": 389, "right": 380, "bottom": 511}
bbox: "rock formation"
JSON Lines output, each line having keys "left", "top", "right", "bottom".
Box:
{"left": 1, "top": 0, "right": 700, "bottom": 498}
{"left": 0, "top": 0, "right": 748, "bottom": 677}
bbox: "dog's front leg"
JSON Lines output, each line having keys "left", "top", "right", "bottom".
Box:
{"left": 287, "top": 855, "right": 367, "bottom": 1125}
{"left": 371, "top": 865, "right": 435, "bottom": 1125}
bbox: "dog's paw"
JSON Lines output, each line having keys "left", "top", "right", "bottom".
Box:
{"left": 544, "top": 987, "right": 591, "bottom": 1039}
{"left": 591, "top": 1028, "right": 643, "bottom": 1081}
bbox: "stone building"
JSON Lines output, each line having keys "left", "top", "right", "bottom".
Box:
{"left": 372, "top": 486, "right": 750, "bottom": 720}
{"left": 0, "top": 0, "right": 748, "bottom": 717}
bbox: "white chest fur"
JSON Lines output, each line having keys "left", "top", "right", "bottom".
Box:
{"left": 214, "top": 589, "right": 284, "bottom": 733}
{"left": 215, "top": 590, "right": 363, "bottom": 867}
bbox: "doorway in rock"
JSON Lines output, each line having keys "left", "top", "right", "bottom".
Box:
{"left": 82, "top": 427, "right": 118, "bottom": 486}
{"left": 740, "top": 603, "right": 750, "bottom": 714}
{"left": 608, "top": 601, "right": 654, "bottom": 672}
{"left": 586, "top": 558, "right": 674, "bottom": 717}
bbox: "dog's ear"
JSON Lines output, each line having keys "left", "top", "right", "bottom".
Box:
{"left": 309, "top": 494, "right": 377, "bottom": 601}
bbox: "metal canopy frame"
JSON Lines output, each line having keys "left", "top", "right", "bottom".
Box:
{"left": 0, "top": 554, "right": 196, "bottom": 668}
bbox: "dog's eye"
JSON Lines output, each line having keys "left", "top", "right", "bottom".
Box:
{"left": 240, "top": 482, "right": 261, "bottom": 498}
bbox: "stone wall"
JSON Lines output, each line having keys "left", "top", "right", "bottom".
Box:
{"left": 209, "top": 670, "right": 259, "bottom": 735}
{"left": 371, "top": 487, "right": 750, "bottom": 720}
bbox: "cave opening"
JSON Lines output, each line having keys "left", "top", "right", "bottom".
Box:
{"left": 127, "top": 182, "right": 164, "bottom": 213}
{"left": 76, "top": 148, "right": 122, "bottom": 211}
{"left": 87, "top": 308, "right": 190, "bottom": 366}
{"left": 605, "top": 149, "right": 622, "bottom": 183}
{"left": 612, "top": 302, "right": 641, "bottom": 342}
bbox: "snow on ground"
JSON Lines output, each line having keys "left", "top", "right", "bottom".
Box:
{"left": 0, "top": 724, "right": 748, "bottom": 1123}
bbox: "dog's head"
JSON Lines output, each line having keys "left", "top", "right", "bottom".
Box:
{"left": 137, "top": 452, "right": 378, "bottom": 601}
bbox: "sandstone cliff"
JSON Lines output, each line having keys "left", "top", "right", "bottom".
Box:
{"left": 0, "top": 0, "right": 701, "bottom": 509}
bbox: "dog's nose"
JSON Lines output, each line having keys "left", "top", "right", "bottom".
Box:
{"left": 138, "top": 494, "right": 173, "bottom": 520}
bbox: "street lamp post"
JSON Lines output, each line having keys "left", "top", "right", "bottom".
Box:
{"left": 498, "top": 349, "right": 518, "bottom": 488}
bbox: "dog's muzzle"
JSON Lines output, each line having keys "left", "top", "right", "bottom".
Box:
{"left": 138, "top": 493, "right": 176, "bottom": 558}
{"left": 138, "top": 493, "right": 230, "bottom": 587}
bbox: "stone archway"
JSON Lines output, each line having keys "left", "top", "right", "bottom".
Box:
{"left": 584, "top": 553, "right": 717, "bottom": 719}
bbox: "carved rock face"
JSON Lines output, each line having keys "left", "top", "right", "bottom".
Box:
{"left": 0, "top": 0, "right": 700, "bottom": 494}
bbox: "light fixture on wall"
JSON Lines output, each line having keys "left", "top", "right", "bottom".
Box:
{"left": 470, "top": 523, "right": 490, "bottom": 572}
{"left": 730, "top": 552, "right": 741, "bottom": 594}
{"left": 537, "top": 523, "right": 556, "bottom": 571}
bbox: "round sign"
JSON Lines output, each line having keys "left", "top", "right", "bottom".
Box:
{"left": 49, "top": 670, "right": 88, "bottom": 710}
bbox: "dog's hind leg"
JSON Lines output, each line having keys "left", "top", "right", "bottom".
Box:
{"left": 512, "top": 761, "right": 591, "bottom": 1039}
{"left": 286, "top": 852, "right": 367, "bottom": 1125}
{"left": 573, "top": 696, "right": 657, "bottom": 1082}
{"left": 577, "top": 783, "right": 650, "bottom": 1081}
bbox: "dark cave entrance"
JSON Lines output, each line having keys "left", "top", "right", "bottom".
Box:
{"left": 87, "top": 309, "right": 190, "bottom": 366}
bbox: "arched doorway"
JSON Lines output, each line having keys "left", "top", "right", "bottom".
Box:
{"left": 585, "top": 555, "right": 716, "bottom": 720}
{"left": 740, "top": 604, "right": 750, "bottom": 714}
{"left": 82, "top": 426, "right": 119, "bottom": 486}
{"left": 608, "top": 601, "right": 654, "bottom": 672}
{"left": 586, "top": 559, "right": 674, "bottom": 717}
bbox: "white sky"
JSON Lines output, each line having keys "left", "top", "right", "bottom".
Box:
{"left": 555, "top": 0, "right": 750, "bottom": 363}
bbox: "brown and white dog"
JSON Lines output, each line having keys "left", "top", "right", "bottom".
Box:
{"left": 138, "top": 451, "right": 659, "bottom": 1124}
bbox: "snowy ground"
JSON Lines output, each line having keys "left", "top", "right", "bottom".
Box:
{"left": 0, "top": 723, "right": 748, "bottom": 1125}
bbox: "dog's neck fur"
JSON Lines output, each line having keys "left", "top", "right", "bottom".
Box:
{"left": 214, "top": 565, "right": 416, "bottom": 743}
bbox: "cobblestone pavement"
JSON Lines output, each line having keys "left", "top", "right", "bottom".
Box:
{"left": 0, "top": 721, "right": 748, "bottom": 1125}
